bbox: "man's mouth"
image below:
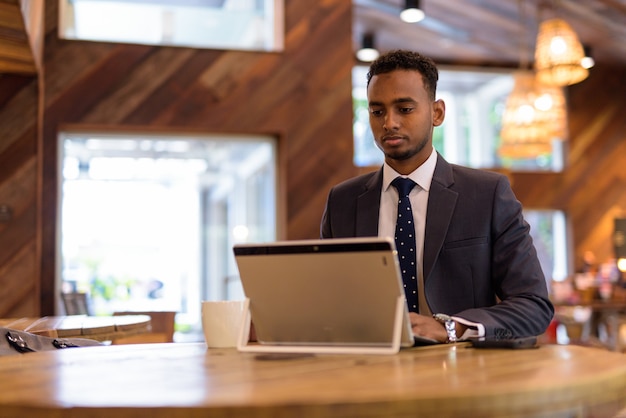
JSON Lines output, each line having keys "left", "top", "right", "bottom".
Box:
{"left": 382, "top": 135, "right": 405, "bottom": 146}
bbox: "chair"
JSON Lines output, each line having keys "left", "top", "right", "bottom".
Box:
{"left": 60, "top": 292, "right": 93, "bottom": 316}
{"left": 112, "top": 311, "right": 177, "bottom": 344}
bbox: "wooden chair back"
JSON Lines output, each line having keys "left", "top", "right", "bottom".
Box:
{"left": 112, "top": 311, "right": 177, "bottom": 344}
{"left": 60, "top": 292, "right": 93, "bottom": 316}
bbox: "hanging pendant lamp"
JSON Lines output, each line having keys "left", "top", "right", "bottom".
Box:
{"left": 400, "top": 0, "right": 425, "bottom": 23}
{"left": 356, "top": 33, "right": 379, "bottom": 62}
{"left": 534, "top": 18, "right": 588, "bottom": 86}
{"left": 499, "top": 71, "right": 567, "bottom": 159}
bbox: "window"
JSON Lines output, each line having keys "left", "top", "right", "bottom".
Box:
{"left": 59, "top": 132, "right": 277, "bottom": 341}
{"left": 353, "top": 65, "right": 564, "bottom": 171}
{"left": 59, "top": 0, "right": 284, "bottom": 52}
{"left": 525, "top": 210, "right": 570, "bottom": 283}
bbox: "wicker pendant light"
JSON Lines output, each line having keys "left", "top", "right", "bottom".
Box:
{"left": 499, "top": 71, "right": 567, "bottom": 159}
{"left": 534, "top": 18, "right": 588, "bottom": 86}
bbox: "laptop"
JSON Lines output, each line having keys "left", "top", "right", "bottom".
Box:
{"left": 233, "top": 237, "right": 437, "bottom": 355}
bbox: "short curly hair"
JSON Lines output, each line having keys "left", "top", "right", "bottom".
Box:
{"left": 366, "top": 50, "right": 439, "bottom": 100}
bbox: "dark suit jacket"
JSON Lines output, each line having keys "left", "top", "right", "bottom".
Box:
{"left": 321, "top": 153, "right": 554, "bottom": 339}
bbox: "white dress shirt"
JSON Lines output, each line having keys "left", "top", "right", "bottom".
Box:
{"left": 378, "top": 148, "right": 435, "bottom": 314}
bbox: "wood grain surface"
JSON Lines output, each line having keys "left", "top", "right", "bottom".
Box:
{"left": 0, "top": 315, "right": 151, "bottom": 341}
{"left": 0, "top": 342, "right": 623, "bottom": 417}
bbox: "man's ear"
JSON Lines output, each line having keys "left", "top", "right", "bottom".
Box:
{"left": 432, "top": 99, "right": 445, "bottom": 127}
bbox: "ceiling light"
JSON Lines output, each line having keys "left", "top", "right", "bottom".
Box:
{"left": 356, "top": 33, "right": 379, "bottom": 62}
{"left": 534, "top": 18, "right": 588, "bottom": 86}
{"left": 400, "top": 0, "right": 425, "bottom": 23}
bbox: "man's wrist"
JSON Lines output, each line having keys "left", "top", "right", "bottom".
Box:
{"left": 433, "top": 313, "right": 458, "bottom": 343}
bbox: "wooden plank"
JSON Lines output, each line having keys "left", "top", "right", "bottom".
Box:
{"left": 0, "top": 73, "right": 37, "bottom": 155}
{"left": 0, "top": 127, "right": 37, "bottom": 183}
{"left": 121, "top": 49, "right": 223, "bottom": 124}
{"left": 0, "top": 241, "right": 38, "bottom": 317}
{"left": 82, "top": 47, "right": 196, "bottom": 124}
{"left": 0, "top": 1, "right": 36, "bottom": 74}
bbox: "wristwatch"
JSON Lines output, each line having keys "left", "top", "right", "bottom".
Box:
{"left": 433, "top": 313, "right": 458, "bottom": 343}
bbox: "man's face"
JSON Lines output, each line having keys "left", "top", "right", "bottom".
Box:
{"left": 367, "top": 69, "right": 445, "bottom": 174}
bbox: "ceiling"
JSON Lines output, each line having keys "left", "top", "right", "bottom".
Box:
{"left": 353, "top": 0, "right": 626, "bottom": 68}
{"left": 3, "top": 0, "right": 626, "bottom": 76}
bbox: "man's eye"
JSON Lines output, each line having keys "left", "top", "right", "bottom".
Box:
{"left": 370, "top": 109, "right": 383, "bottom": 116}
{"left": 399, "top": 107, "right": 413, "bottom": 113}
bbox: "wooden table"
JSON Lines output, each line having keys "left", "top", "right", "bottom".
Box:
{"left": 0, "top": 315, "right": 151, "bottom": 342}
{"left": 0, "top": 342, "right": 624, "bottom": 417}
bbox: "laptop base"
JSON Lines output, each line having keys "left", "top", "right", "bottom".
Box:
{"left": 236, "top": 296, "right": 406, "bottom": 355}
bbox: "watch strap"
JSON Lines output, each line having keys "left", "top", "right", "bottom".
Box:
{"left": 433, "top": 313, "right": 458, "bottom": 343}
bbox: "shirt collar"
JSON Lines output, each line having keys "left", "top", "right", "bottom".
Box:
{"left": 382, "top": 148, "right": 437, "bottom": 192}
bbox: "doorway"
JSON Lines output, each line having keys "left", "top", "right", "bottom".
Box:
{"left": 58, "top": 132, "right": 277, "bottom": 340}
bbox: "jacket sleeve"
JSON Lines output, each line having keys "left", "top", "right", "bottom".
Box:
{"left": 454, "top": 175, "right": 555, "bottom": 338}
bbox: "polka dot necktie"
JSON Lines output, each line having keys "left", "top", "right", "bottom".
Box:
{"left": 391, "top": 177, "right": 418, "bottom": 312}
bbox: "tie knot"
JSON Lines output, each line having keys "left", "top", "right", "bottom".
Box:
{"left": 391, "top": 177, "right": 416, "bottom": 197}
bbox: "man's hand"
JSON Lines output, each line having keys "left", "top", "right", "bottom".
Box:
{"left": 409, "top": 312, "right": 467, "bottom": 343}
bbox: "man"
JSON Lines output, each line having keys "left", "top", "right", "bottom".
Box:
{"left": 320, "top": 50, "right": 554, "bottom": 343}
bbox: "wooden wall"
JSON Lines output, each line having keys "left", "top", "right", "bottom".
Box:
{"left": 36, "top": 0, "right": 355, "bottom": 315}
{"left": 0, "top": 72, "right": 40, "bottom": 317}
{"left": 1, "top": 0, "right": 625, "bottom": 317}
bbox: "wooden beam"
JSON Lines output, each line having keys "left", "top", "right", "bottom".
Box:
{"left": 0, "top": 0, "right": 36, "bottom": 75}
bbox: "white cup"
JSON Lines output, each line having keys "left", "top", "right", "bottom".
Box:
{"left": 201, "top": 300, "right": 246, "bottom": 348}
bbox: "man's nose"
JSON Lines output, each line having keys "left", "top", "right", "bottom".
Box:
{"left": 383, "top": 113, "right": 399, "bottom": 131}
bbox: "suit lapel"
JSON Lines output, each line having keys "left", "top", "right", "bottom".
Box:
{"left": 423, "top": 155, "right": 458, "bottom": 281}
{"left": 355, "top": 169, "right": 382, "bottom": 237}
